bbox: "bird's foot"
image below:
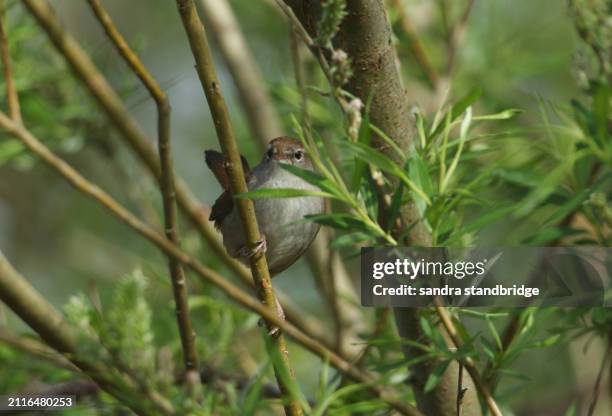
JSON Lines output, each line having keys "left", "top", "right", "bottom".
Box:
{"left": 237, "top": 234, "right": 267, "bottom": 259}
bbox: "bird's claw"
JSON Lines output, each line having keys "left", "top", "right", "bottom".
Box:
{"left": 238, "top": 235, "right": 267, "bottom": 259}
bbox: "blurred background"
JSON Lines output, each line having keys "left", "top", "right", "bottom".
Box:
{"left": 0, "top": 0, "right": 609, "bottom": 414}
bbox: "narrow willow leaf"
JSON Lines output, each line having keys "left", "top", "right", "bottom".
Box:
{"left": 424, "top": 360, "right": 451, "bottom": 392}
{"left": 305, "top": 213, "right": 374, "bottom": 233}
{"left": 386, "top": 183, "right": 405, "bottom": 233}
{"left": 472, "top": 109, "right": 522, "bottom": 121}
{"left": 236, "top": 188, "right": 337, "bottom": 200}
{"left": 408, "top": 151, "right": 434, "bottom": 216}
{"left": 330, "top": 232, "right": 372, "bottom": 249}
{"left": 340, "top": 140, "right": 431, "bottom": 204}
{"left": 431, "top": 87, "right": 482, "bottom": 138}
{"left": 280, "top": 164, "right": 349, "bottom": 201}
{"left": 447, "top": 205, "right": 515, "bottom": 243}
{"left": 312, "top": 383, "right": 371, "bottom": 416}
{"left": 360, "top": 174, "right": 379, "bottom": 221}
{"left": 542, "top": 172, "right": 611, "bottom": 227}
{"left": 241, "top": 362, "right": 272, "bottom": 416}
{"left": 440, "top": 106, "right": 472, "bottom": 193}
{"left": 369, "top": 124, "right": 406, "bottom": 162}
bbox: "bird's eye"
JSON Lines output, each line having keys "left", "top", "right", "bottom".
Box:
{"left": 266, "top": 148, "right": 274, "bottom": 159}
{"left": 294, "top": 150, "right": 303, "bottom": 161}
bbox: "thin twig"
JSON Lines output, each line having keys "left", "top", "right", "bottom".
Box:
{"left": 389, "top": 0, "right": 439, "bottom": 89}
{"left": 434, "top": 303, "right": 502, "bottom": 416}
{"left": 175, "top": 2, "right": 302, "bottom": 414}
{"left": 0, "top": 111, "right": 420, "bottom": 416}
{"left": 22, "top": 0, "right": 331, "bottom": 351}
{"left": 200, "top": 0, "right": 282, "bottom": 148}
{"left": 272, "top": 0, "right": 350, "bottom": 113}
{"left": 290, "top": 27, "right": 310, "bottom": 130}
{"left": 587, "top": 336, "right": 612, "bottom": 416}
{"left": 0, "top": 329, "right": 78, "bottom": 371}
{"left": 456, "top": 361, "right": 465, "bottom": 416}
{"left": 86, "top": 0, "right": 200, "bottom": 386}
{"left": 0, "top": 0, "right": 21, "bottom": 123}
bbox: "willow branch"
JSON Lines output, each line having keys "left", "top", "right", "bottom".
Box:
{"left": 0, "top": 111, "right": 419, "bottom": 416}
{"left": 87, "top": 0, "right": 200, "bottom": 383}
{"left": 0, "top": 0, "right": 21, "bottom": 123}
{"left": 0, "top": 251, "right": 175, "bottom": 416}
{"left": 199, "top": 0, "right": 282, "bottom": 148}
{"left": 22, "top": 0, "right": 331, "bottom": 350}
{"left": 174, "top": 2, "right": 303, "bottom": 414}
{"left": 434, "top": 304, "right": 502, "bottom": 416}
{"left": 0, "top": 329, "right": 77, "bottom": 371}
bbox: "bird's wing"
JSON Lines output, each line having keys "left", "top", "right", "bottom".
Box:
{"left": 204, "top": 150, "right": 251, "bottom": 227}
{"left": 209, "top": 190, "right": 233, "bottom": 228}
{"left": 204, "top": 150, "right": 251, "bottom": 190}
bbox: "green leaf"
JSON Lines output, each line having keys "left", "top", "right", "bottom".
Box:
{"left": 305, "top": 213, "right": 374, "bottom": 233}
{"left": 339, "top": 140, "right": 431, "bottom": 204}
{"left": 408, "top": 152, "right": 434, "bottom": 214}
{"left": 431, "top": 88, "right": 482, "bottom": 138}
{"left": 542, "top": 172, "right": 611, "bottom": 227}
{"left": 424, "top": 360, "right": 451, "bottom": 392}
{"left": 280, "top": 164, "right": 347, "bottom": 201}
{"left": 446, "top": 205, "right": 515, "bottom": 243}
{"left": 240, "top": 362, "right": 272, "bottom": 416}
{"left": 360, "top": 175, "right": 379, "bottom": 221}
{"left": 480, "top": 337, "right": 497, "bottom": 361}
{"left": 386, "top": 182, "right": 405, "bottom": 233}
{"left": 330, "top": 232, "right": 372, "bottom": 249}
{"left": 236, "top": 188, "right": 337, "bottom": 200}
{"left": 527, "top": 334, "right": 561, "bottom": 349}
{"left": 472, "top": 109, "right": 522, "bottom": 121}
{"left": 486, "top": 316, "right": 503, "bottom": 351}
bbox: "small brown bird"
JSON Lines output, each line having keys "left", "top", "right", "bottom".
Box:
{"left": 205, "top": 137, "right": 325, "bottom": 276}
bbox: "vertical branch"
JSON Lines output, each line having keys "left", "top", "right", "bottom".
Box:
{"left": 174, "top": 2, "right": 302, "bottom": 415}
{"left": 199, "top": 0, "right": 283, "bottom": 149}
{"left": 86, "top": 0, "right": 200, "bottom": 387}
{"left": 0, "top": 0, "right": 21, "bottom": 123}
